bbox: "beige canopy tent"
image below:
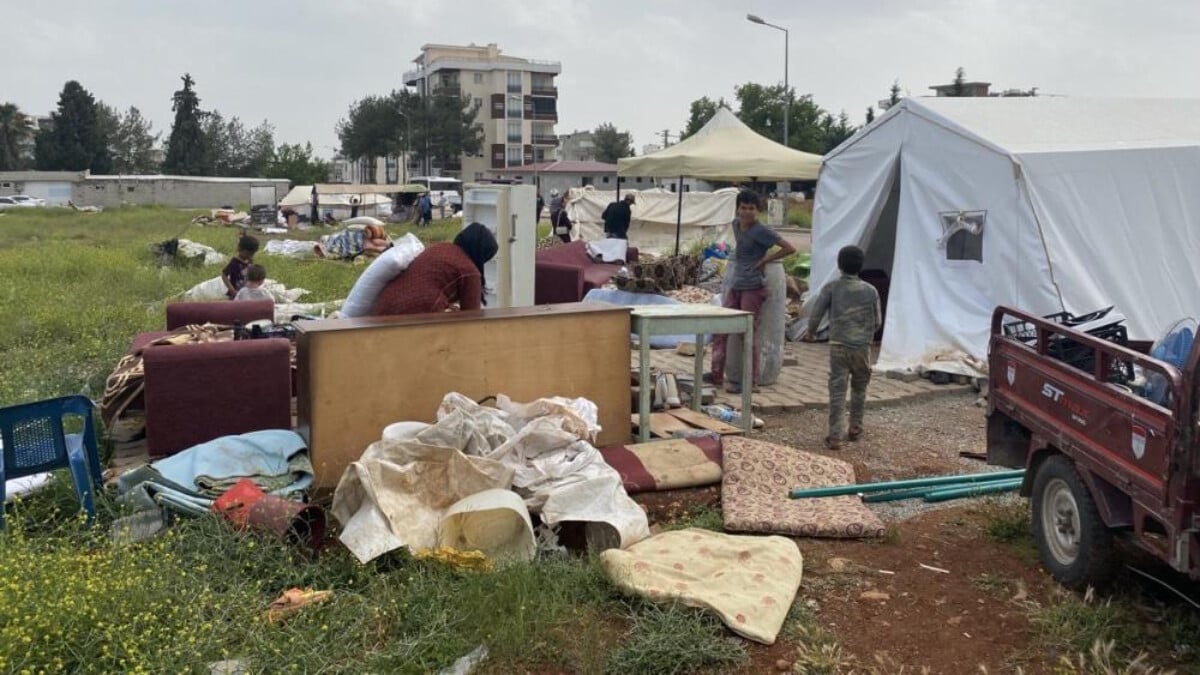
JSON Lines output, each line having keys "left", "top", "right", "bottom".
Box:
{"left": 617, "top": 107, "right": 822, "bottom": 252}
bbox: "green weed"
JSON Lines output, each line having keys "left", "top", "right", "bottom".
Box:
{"left": 605, "top": 601, "right": 747, "bottom": 674}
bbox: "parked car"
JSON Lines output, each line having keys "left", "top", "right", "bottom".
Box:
{"left": 9, "top": 195, "right": 46, "bottom": 207}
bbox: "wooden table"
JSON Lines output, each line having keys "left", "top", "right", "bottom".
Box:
{"left": 630, "top": 305, "right": 753, "bottom": 441}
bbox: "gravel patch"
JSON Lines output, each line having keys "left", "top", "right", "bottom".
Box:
{"left": 754, "top": 390, "right": 1025, "bottom": 522}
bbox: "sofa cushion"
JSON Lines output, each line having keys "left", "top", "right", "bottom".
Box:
{"left": 165, "top": 300, "right": 274, "bottom": 330}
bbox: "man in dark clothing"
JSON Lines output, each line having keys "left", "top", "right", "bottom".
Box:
{"left": 536, "top": 193, "right": 545, "bottom": 222}
{"left": 602, "top": 194, "right": 635, "bottom": 239}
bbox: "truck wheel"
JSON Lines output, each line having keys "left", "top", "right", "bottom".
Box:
{"left": 1031, "top": 455, "right": 1117, "bottom": 589}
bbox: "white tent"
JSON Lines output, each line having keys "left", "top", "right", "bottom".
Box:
{"left": 617, "top": 107, "right": 822, "bottom": 181}
{"left": 811, "top": 97, "right": 1200, "bottom": 376}
{"left": 279, "top": 185, "right": 395, "bottom": 209}
{"left": 565, "top": 187, "right": 739, "bottom": 255}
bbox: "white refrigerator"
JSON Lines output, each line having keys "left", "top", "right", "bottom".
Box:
{"left": 461, "top": 184, "right": 537, "bottom": 308}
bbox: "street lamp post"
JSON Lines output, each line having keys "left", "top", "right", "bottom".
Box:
{"left": 748, "top": 12, "right": 791, "bottom": 221}
{"left": 746, "top": 13, "right": 789, "bottom": 149}
{"left": 397, "top": 110, "right": 411, "bottom": 184}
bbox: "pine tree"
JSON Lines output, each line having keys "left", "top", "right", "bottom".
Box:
{"left": 163, "top": 74, "right": 207, "bottom": 175}
{"left": 33, "top": 81, "right": 111, "bottom": 173}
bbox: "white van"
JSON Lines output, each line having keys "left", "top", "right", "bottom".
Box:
{"left": 410, "top": 176, "right": 462, "bottom": 212}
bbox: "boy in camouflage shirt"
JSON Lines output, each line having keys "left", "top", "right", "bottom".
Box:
{"left": 805, "top": 245, "right": 881, "bottom": 450}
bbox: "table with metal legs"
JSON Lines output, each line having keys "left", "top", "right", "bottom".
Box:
{"left": 629, "top": 305, "right": 754, "bottom": 442}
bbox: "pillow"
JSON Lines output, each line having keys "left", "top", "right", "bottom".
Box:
{"left": 340, "top": 233, "right": 424, "bottom": 318}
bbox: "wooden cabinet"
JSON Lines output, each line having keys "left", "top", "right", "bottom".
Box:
{"left": 296, "top": 303, "right": 631, "bottom": 488}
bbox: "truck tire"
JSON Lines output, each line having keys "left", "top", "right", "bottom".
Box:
{"left": 1031, "top": 455, "right": 1117, "bottom": 589}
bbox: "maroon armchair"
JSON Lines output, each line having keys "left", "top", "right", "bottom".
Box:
{"left": 142, "top": 338, "right": 292, "bottom": 457}
{"left": 534, "top": 241, "right": 639, "bottom": 305}
{"left": 131, "top": 300, "right": 275, "bottom": 352}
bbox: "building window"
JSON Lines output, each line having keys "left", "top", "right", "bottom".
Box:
{"left": 636, "top": 177, "right": 643, "bottom": 183}
{"left": 581, "top": 176, "right": 593, "bottom": 186}
{"left": 507, "top": 96, "right": 522, "bottom": 118}
{"left": 473, "top": 72, "right": 485, "bottom": 84}
{"left": 602, "top": 176, "right": 610, "bottom": 184}
{"left": 939, "top": 210, "right": 985, "bottom": 262}
{"left": 507, "top": 119, "right": 522, "bottom": 143}
{"left": 507, "top": 145, "right": 523, "bottom": 167}
{"left": 507, "top": 71, "right": 522, "bottom": 94}
{"left": 474, "top": 97, "right": 483, "bottom": 109}
{"left": 127, "top": 186, "right": 135, "bottom": 192}
{"left": 385, "top": 155, "right": 398, "bottom": 183}
{"left": 475, "top": 172, "right": 484, "bottom": 180}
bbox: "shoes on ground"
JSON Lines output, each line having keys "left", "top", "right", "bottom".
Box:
{"left": 824, "top": 436, "right": 842, "bottom": 451}
{"left": 847, "top": 426, "right": 863, "bottom": 441}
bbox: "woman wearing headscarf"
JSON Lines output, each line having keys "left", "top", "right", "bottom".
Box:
{"left": 371, "top": 222, "right": 498, "bottom": 315}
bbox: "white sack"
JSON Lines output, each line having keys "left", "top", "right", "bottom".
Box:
{"left": 264, "top": 239, "right": 318, "bottom": 259}
{"left": 586, "top": 238, "right": 629, "bottom": 264}
{"left": 340, "top": 233, "right": 425, "bottom": 318}
{"left": 176, "top": 239, "right": 228, "bottom": 266}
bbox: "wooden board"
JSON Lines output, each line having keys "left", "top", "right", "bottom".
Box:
{"left": 666, "top": 407, "right": 743, "bottom": 435}
{"left": 631, "top": 412, "right": 695, "bottom": 439}
{"left": 296, "top": 303, "right": 631, "bottom": 488}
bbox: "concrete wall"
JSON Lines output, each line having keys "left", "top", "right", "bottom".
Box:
{"left": 75, "top": 178, "right": 291, "bottom": 208}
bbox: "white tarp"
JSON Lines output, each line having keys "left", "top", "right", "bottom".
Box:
{"left": 278, "top": 185, "right": 394, "bottom": 208}
{"left": 617, "top": 107, "right": 821, "bottom": 181}
{"left": 566, "top": 187, "right": 738, "bottom": 255}
{"left": 811, "top": 96, "right": 1200, "bottom": 375}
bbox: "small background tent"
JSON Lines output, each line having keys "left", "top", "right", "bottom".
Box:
{"left": 811, "top": 97, "right": 1200, "bottom": 376}
{"left": 618, "top": 107, "right": 822, "bottom": 252}
{"left": 565, "top": 187, "right": 739, "bottom": 255}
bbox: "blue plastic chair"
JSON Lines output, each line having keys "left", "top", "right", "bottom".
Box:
{"left": 1, "top": 395, "right": 104, "bottom": 528}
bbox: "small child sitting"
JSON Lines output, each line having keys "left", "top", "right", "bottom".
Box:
{"left": 234, "top": 264, "right": 274, "bottom": 303}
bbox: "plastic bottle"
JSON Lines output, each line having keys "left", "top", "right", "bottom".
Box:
{"left": 702, "top": 405, "right": 740, "bottom": 424}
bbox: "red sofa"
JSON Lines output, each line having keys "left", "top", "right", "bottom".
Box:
{"left": 143, "top": 338, "right": 292, "bottom": 457}
{"left": 534, "top": 240, "right": 639, "bottom": 305}
{"left": 125, "top": 300, "right": 290, "bottom": 457}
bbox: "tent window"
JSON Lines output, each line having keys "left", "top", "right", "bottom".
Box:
{"left": 938, "top": 210, "right": 985, "bottom": 262}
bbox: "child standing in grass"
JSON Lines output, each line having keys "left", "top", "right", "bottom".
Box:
{"left": 222, "top": 234, "right": 259, "bottom": 299}
{"left": 804, "top": 245, "right": 881, "bottom": 450}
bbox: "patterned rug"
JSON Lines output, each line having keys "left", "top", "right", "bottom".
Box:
{"left": 721, "top": 437, "right": 885, "bottom": 538}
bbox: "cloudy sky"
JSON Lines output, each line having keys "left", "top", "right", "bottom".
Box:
{"left": 6, "top": 0, "right": 1199, "bottom": 158}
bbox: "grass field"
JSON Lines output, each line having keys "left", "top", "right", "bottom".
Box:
{"left": 0, "top": 206, "right": 750, "bottom": 674}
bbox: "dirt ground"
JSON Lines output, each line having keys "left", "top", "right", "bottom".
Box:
{"left": 633, "top": 392, "right": 1068, "bottom": 673}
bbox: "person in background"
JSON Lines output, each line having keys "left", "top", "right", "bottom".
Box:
{"left": 536, "top": 192, "right": 545, "bottom": 222}
{"left": 234, "top": 264, "right": 274, "bottom": 303}
{"left": 803, "top": 245, "right": 881, "bottom": 450}
{"left": 372, "top": 223, "right": 498, "bottom": 315}
{"left": 350, "top": 196, "right": 360, "bottom": 219}
{"left": 418, "top": 192, "right": 434, "bottom": 227}
{"left": 709, "top": 190, "right": 796, "bottom": 394}
{"left": 222, "top": 235, "right": 260, "bottom": 299}
{"left": 602, "top": 193, "right": 635, "bottom": 239}
{"left": 551, "top": 203, "right": 573, "bottom": 244}
{"left": 549, "top": 188, "right": 563, "bottom": 215}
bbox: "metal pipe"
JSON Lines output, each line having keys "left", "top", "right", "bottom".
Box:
{"left": 674, "top": 175, "right": 684, "bottom": 255}
{"left": 862, "top": 476, "right": 1022, "bottom": 503}
{"left": 788, "top": 469, "right": 1025, "bottom": 499}
{"left": 923, "top": 478, "right": 1023, "bottom": 503}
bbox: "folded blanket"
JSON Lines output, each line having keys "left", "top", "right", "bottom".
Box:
{"left": 600, "top": 436, "right": 722, "bottom": 493}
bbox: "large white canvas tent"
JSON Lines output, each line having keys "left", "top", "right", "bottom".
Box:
{"left": 617, "top": 107, "right": 822, "bottom": 181}
{"left": 811, "top": 97, "right": 1200, "bottom": 376}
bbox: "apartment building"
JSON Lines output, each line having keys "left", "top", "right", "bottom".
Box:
{"left": 403, "top": 43, "right": 561, "bottom": 182}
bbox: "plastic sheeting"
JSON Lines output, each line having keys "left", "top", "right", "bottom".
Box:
{"left": 812, "top": 97, "right": 1200, "bottom": 376}
{"left": 332, "top": 392, "right": 649, "bottom": 563}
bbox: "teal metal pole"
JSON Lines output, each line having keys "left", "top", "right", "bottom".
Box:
{"left": 862, "top": 485, "right": 939, "bottom": 503}
{"left": 788, "top": 469, "right": 1025, "bottom": 500}
{"left": 923, "top": 478, "right": 1023, "bottom": 503}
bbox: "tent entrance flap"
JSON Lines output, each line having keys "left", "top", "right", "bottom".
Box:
{"left": 859, "top": 156, "right": 902, "bottom": 341}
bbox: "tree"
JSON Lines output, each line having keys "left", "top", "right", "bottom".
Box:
{"left": 820, "top": 111, "right": 856, "bottom": 153}
{"left": 592, "top": 123, "right": 634, "bottom": 164}
{"left": 202, "top": 112, "right": 274, "bottom": 176}
{"left": 267, "top": 142, "right": 329, "bottom": 185}
{"left": 0, "top": 103, "right": 32, "bottom": 170}
{"left": 109, "top": 106, "right": 160, "bottom": 174}
{"left": 951, "top": 67, "right": 967, "bottom": 97}
{"left": 337, "top": 88, "right": 481, "bottom": 175}
{"left": 888, "top": 79, "right": 902, "bottom": 107}
{"left": 681, "top": 96, "right": 729, "bottom": 139}
{"left": 733, "top": 83, "right": 827, "bottom": 153}
{"left": 865, "top": 106, "right": 875, "bottom": 124}
{"left": 163, "top": 74, "right": 207, "bottom": 175}
{"left": 33, "top": 80, "right": 111, "bottom": 173}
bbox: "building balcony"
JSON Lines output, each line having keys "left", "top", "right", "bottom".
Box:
{"left": 530, "top": 86, "right": 558, "bottom": 97}
{"left": 433, "top": 84, "right": 461, "bottom": 97}
{"left": 532, "top": 135, "right": 559, "bottom": 146}
{"left": 531, "top": 112, "right": 558, "bottom": 122}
